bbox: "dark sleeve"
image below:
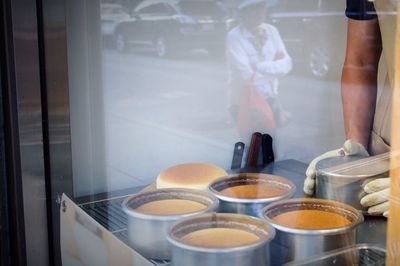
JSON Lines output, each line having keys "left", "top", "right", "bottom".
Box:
{"left": 346, "top": 0, "right": 377, "bottom": 20}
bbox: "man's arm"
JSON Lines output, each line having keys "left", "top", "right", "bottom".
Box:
{"left": 256, "top": 26, "right": 292, "bottom": 77}
{"left": 342, "top": 19, "right": 382, "bottom": 149}
{"left": 226, "top": 32, "right": 255, "bottom": 82}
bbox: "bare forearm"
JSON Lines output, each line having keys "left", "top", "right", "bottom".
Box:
{"left": 256, "top": 56, "right": 292, "bottom": 76}
{"left": 342, "top": 65, "right": 378, "bottom": 148}
{"left": 341, "top": 19, "right": 382, "bottom": 149}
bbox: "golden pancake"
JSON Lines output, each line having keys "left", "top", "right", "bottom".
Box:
{"left": 220, "top": 183, "right": 286, "bottom": 199}
{"left": 271, "top": 209, "right": 352, "bottom": 229}
{"left": 135, "top": 199, "right": 206, "bottom": 215}
{"left": 156, "top": 163, "right": 227, "bottom": 190}
{"left": 181, "top": 228, "right": 260, "bottom": 248}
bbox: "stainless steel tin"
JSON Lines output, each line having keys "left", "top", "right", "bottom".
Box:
{"left": 122, "top": 188, "right": 218, "bottom": 260}
{"left": 316, "top": 153, "right": 389, "bottom": 212}
{"left": 167, "top": 213, "right": 275, "bottom": 266}
{"left": 208, "top": 173, "right": 296, "bottom": 217}
{"left": 262, "top": 198, "right": 364, "bottom": 265}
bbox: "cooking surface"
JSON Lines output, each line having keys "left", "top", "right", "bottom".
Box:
{"left": 76, "top": 159, "right": 387, "bottom": 265}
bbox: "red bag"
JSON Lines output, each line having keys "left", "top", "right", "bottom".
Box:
{"left": 237, "top": 80, "right": 276, "bottom": 137}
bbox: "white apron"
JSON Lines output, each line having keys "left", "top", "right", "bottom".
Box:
{"left": 369, "top": 0, "right": 396, "bottom": 155}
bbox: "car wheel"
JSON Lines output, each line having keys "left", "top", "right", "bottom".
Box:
{"left": 309, "top": 44, "right": 330, "bottom": 78}
{"left": 115, "top": 33, "right": 128, "bottom": 53}
{"left": 155, "top": 36, "right": 168, "bottom": 57}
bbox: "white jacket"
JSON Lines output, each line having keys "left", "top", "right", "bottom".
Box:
{"left": 227, "top": 23, "right": 292, "bottom": 106}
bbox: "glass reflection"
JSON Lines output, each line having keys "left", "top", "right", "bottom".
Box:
{"left": 69, "top": 0, "right": 348, "bottom": 195}
{"left": 226, "top": 0, "right": 292, "bottom": 137}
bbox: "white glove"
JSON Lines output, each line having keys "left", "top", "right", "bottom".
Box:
{"left": 360, "top": 178, "right": 390, "bottom": 217}
{"left": 304, "top": 140, "right": 369, "bottom": 195}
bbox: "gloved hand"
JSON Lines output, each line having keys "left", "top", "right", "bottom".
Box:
{"left": 304, "top": 140, "right": 369, "bottom": 195}
{"left": 360, "top": 178, "right": 390, "bottom": 217}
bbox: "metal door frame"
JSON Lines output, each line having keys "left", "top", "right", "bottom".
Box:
{"left": 0, "top": 0, "right": 27, "bottom": 264}
{"left": 0, "top": 0, "right": 74, "bottom": 265}
{"left": 37, "top": 0, "right": 74, "bottom": 264}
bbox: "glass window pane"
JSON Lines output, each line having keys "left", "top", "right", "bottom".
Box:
{"left": 59, "top": 0, "right": 398, "bottom": 264}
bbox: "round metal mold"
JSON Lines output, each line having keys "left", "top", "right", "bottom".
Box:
{"left": 262, "top": 198, "right": 364, "bottom": 265}
{"left": 209, "top": 173, "right": 296, "bottom": 217}
{"left": 315, "top": 155, "right": 388, "bottom": 213}
{"left": 167, "top": 212, "right": 276, "bottom": 266}
{"left": 122, "top": 188, "right": 219, "bottom": 260}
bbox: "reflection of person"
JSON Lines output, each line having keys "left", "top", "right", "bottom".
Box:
{"left": 226, "top": 0, "right": 292, "bottom": 128}
{"left": 304, "top": 0, "right": 395, "bottom": 217}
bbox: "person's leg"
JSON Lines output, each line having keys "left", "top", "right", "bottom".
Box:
{"left": 265, "top": 96, "right": 291, "bottom": 127}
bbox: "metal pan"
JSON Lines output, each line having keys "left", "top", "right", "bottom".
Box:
{"left": 167, "top": 213, "right": 275, "bottom": 266}
{"left": 209, "top": 173, "right": 296, "bottom": 217}
{"left": 122, "top": 188, "right": 218, "bottom": 260}
{"left": 262, "top": 198, "right": 364, "bottom": 265}
{"left": 316, "top": 153, "right": 389, "bottom": 213}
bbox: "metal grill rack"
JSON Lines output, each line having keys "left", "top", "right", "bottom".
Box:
{"left": 79, "top": 195, "right": 170, "bottom": 266}
{"left": 358, "top": 248, "right": 386, "bottom": 266}
{"left": 78, "top": 195, "right": 386, "bottom": 266}
{"left": 284, "top": 244, "right": 386, "bottom": 266}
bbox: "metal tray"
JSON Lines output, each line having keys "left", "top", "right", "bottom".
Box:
{"left": 283, "top": 244, "right": 386, "bottom": 266}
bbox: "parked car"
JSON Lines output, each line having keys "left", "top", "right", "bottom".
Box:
{"left": 113, "top": 0, "right": 230, "bottom": 56}
{"left": 267, "top": 0, "right": 347, "bottom": 79}
{"left": 101, "top": 3, "right": 130, "bottom": 38}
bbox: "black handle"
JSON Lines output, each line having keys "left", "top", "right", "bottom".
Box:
{"left": 231, "top": 142, "right": 245, "bottom": 169}
{"left": 246, "top": 132, "right": 262, "bottom": 167}
{"left": 262, "top": 134, "right": 274, "bottom": 165}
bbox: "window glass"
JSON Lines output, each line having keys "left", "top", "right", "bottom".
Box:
{"left": 61, "top": 0, "right": 396, "bottom": 265}
{"left": 67, "top": 0, "right": 350, "bottom": 198}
